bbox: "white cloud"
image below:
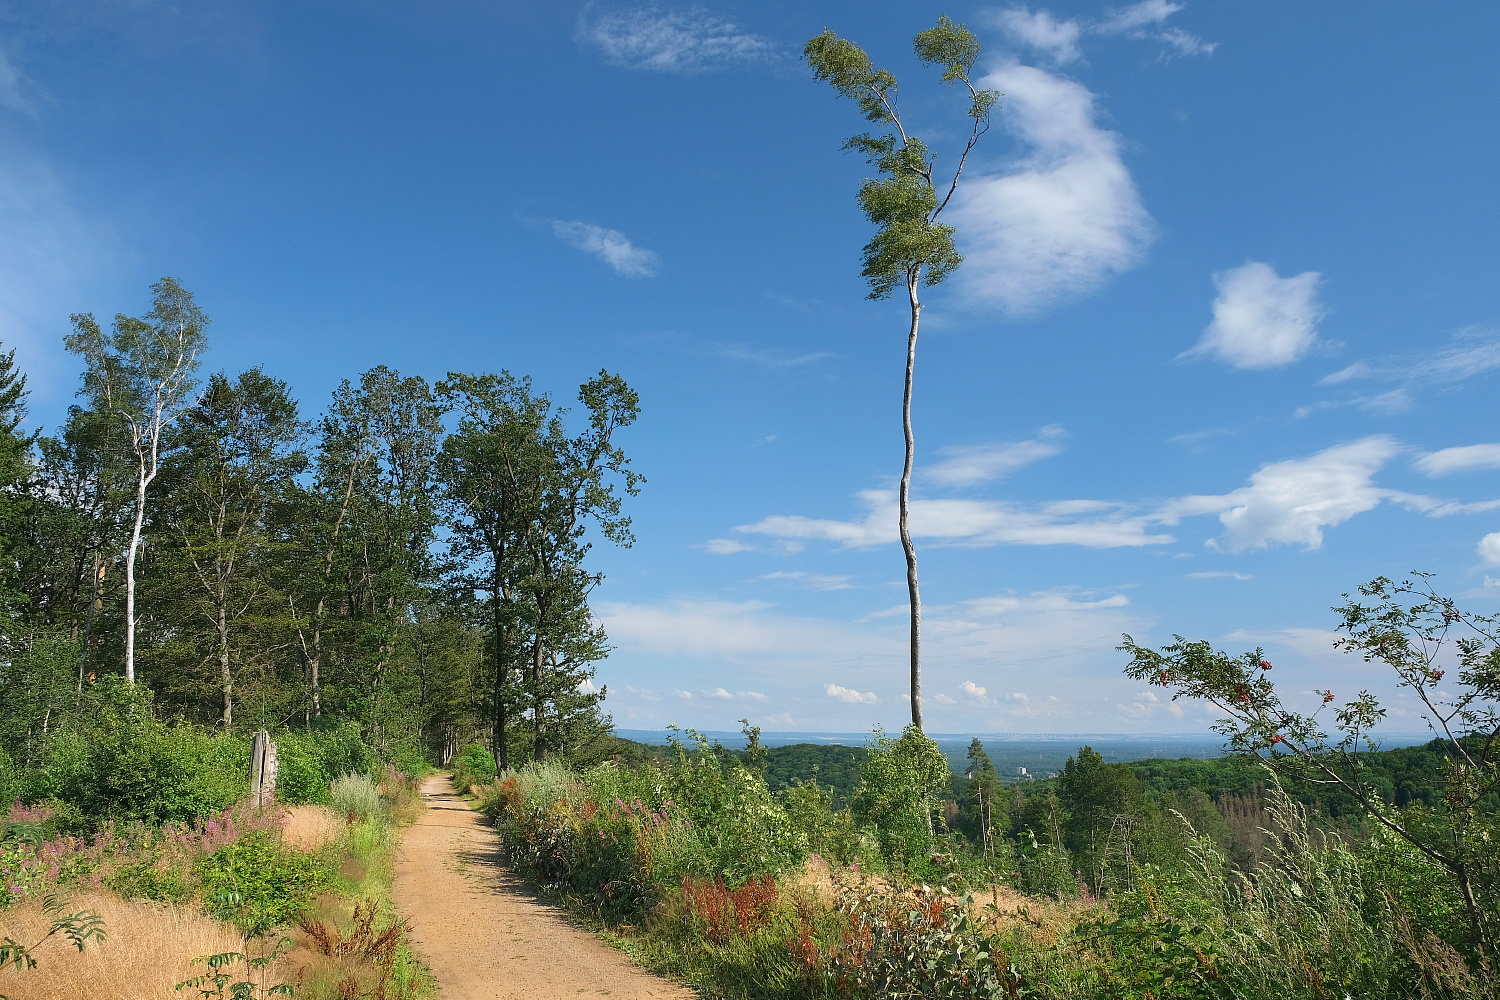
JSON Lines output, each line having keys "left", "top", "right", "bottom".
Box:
{"left": 1479, "top": 533, "right": 1500, "bottom": 566}
{"left": 1095, "top": 0, "right": 1182, "bottom": 34}
{"left": 994, "top": 2, "right": 1215, "bottom": 64}
{"left": 960, "top": 680, "right": 991, "bottom": 705}
{"left": 1157, "top": 26, "right": 1216, "bottom": 57}
{"left": 577, "top": 5, "right": 775, "bottom": 73}
{"left": 702, "top": 537, "right": 753, "bottom": 554}
{"left": 551, "top": 221, "right": 659, "bottom": 277}
{"left": 1162, "top": 436, "right": 1400, "bottom": 552}
{"left": 737, "top": 489, "right": 1174, "bottom": 549}
{"left": 934, "top": 693, "right": 957, "bottom": 705}
{"left": 1182, "top": 262, "right": 1326, "bottom": 369}
{"left": 826, "top": 683, "right": 878, "bottom": 704}
{"left": 927, "top": 425, "right": 1065, "bottom": 487}
{"left": 948, "top": 62, "right": 1154, "bottom": 315}
{"left": 1416, "top": 444, "right": 1500, "bottom": 477}
{"left": 1184, "top": 571, "right": 1253, "bottom": 580}
{"left": 760, "top": 571, "right": 855, "bottom": 591}
{"left": 992, "top": 8, "right": 1082, "bottom": 64}
{"left": 701, "top": 687, "right": 770, "bottom": 702}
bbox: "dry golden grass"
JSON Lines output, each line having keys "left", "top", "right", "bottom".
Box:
{"left": 280, "top": 804, "right": 345, "bottom": 851}
{"left": 0, "top": 891, "right": 289, "bottom": 1000}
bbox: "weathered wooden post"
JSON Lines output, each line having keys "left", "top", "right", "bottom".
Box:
{"left": 249, "top": 729, "right": 278, "bottom": 807}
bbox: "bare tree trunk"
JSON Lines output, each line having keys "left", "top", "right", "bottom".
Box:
{"left": 218, "top": 602, "right": 232, "bottom": 727}
{"left": 491, "top": 583, "right": 509, "bottom": 774}
{"left": 902, "top": 275, "right": 923, "bottom": 731}
{"left": 123, "top": 467, "right": 149, "bottom": 685}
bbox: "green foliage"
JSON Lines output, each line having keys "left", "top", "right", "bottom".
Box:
{"left": 45, "top": 687, "right": 249, "bottom": 825}
{"left": 198, "top": 830, "right": 332, "bottom": 935}
{"left": 452, "top": 741, "right": 498, "bottom": 787}
{"left": 1123, "top": 573, "right": 1500, "bottom": 969}
{"left": 804, "top": 18, "right": 998, "bottom": 301}
{"left": 175, "top": 943, "right": 296, "bottom": 999}
{"left": 852, "top": 725, "right": 951, "bottom": 872}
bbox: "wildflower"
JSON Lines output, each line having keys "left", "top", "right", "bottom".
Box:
{"left": 1270, "top": 734, "right": 1284, "bottom": 744}
{"left": 1323, "top": 690, "right": 1335, "bottom": 703}
{"left": 1260, "top": 659, "right": 1273, "bottom": 670}
{"left": 1428, "top": 669, "right": 1444, "bottom": 682}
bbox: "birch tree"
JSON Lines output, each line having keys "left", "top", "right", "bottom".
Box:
{"left": 65, "top": 278, "right": 208, "bottom": 684}
{"left": 805, "top": 19, "right": 997, "bottom": 730}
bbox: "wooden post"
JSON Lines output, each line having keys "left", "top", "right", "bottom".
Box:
{"left": 249, "top": 730, "right": 278, "bottom": 808}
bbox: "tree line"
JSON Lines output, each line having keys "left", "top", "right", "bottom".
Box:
{"left": 0, "top": 278, "right": 639, "bottom": 773}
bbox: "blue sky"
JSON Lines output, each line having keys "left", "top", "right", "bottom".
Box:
{"left": 3, "top": 0, "right": 1498, "bottom": 735}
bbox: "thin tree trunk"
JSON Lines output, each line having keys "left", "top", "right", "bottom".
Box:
{"left": 491, "top": 580, "right": 509, "bottom": 773}
{"left": 123, "top": 468, "right": 149, "bottom": 685}
{"left": 310, "top": 606, "right": 323, "bottom": 718}
{"left": 902, "top": 275, "right": 923, "bottom": 731}
{"left": 218, "top": 602, "right": 232, "bottom": 727}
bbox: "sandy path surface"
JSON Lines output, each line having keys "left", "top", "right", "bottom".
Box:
{"left": 393, "top": 774, "right": 697, "bottom": 1000}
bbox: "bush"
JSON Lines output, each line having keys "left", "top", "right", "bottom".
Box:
{"left": 332, "top": 773, "right": 383, "bottom": 822}
{"left": 51, "top": 716, "right": 248, "bottom": 825}
{"left": 452, "top": 742, "right": 497, "bottom": 788}
{"left": 851, "top": 725, "right": 950, "bottom": 873}
{"left": 198, "top": 829, "right": 333, "bottom": 935}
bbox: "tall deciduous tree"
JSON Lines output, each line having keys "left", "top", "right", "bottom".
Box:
{"left": 436, "top": 370, "right": 640, "bottom": 771}
{"left": 805, "top": 19, "right": 998, "bottom": 730}
{"left": 65, "top": 278, "right": 208, "bottom": 684}
{"left": 156, "top": 369, "right": 308, "bottom": 726}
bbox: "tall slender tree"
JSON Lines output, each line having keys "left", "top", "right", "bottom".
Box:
{"left": 805, "top": 19, "right": 997, "bottom": 730}
{"left": 64, "top": 278, "right": 208, "bottom": 684}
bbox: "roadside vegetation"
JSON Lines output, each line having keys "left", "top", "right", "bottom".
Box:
{"left": 459, "top": 575, "right": 1500, "bottom": 999}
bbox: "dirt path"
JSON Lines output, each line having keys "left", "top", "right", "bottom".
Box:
{"left": 393, "top": 774, "right": 697, "bottom": 1000}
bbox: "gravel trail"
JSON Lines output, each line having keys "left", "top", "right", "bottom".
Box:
{"left": 393, "top": 774, "right": 697, "bottom": 1000}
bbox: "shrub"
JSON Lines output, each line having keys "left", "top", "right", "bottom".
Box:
{"left": 332, "top": 774, "right": 383, "bottom": 823}
{"left": 198, "top": 829, "right": 332, "bottom": 935}
{"left": 452, "top": 742, "right": 497, "bottom": 788}
{"left": 52, "top": 717, "right": 248, "bottom": 826}
{"left": 851, "top": 725, "right": 951, "bottom": 873}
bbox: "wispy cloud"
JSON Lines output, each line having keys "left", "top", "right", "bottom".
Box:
{"left": 737, "top": 490, "right": 1173, "bottom": 550}
{"left": 1322, "top": 325, "right": 1500, "bottom": 389}
{"left": 730, "top": 435, "right": 1500, "bottom": 556}
{"left": 707, "top": 342, "right": 835, "bottom": 368}
{"left": 1184, "top": 570, "right": 1253, "bottom": 580}
{"left": 994, "top": 2, "right": 1216, "bottom": 64}
{"left": 1181, "top": 262, "right": 1326, "bottom": 369}
{"left": 1094, "top": 1, "right": 1217, "bottom": 56}
{"left": 551, "top": 221, "right": 659, "bottom": 277}
{"left": 0, "top": 48, "right": 34, "bottom": 114}
{"left": 949, "top": 62, "right": 1154, "bottom": 315}
{"left": 1416, "top": 444, "right": 1500, "bottom": 477}
{"left": 577, "top": 5, "right": 776, "bottom": 73}
{"left": 928, "top": 425, "right": 1066, "bottom": 487}
{"left": 760, "top": 571, "right": 854, "bottom": 591}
